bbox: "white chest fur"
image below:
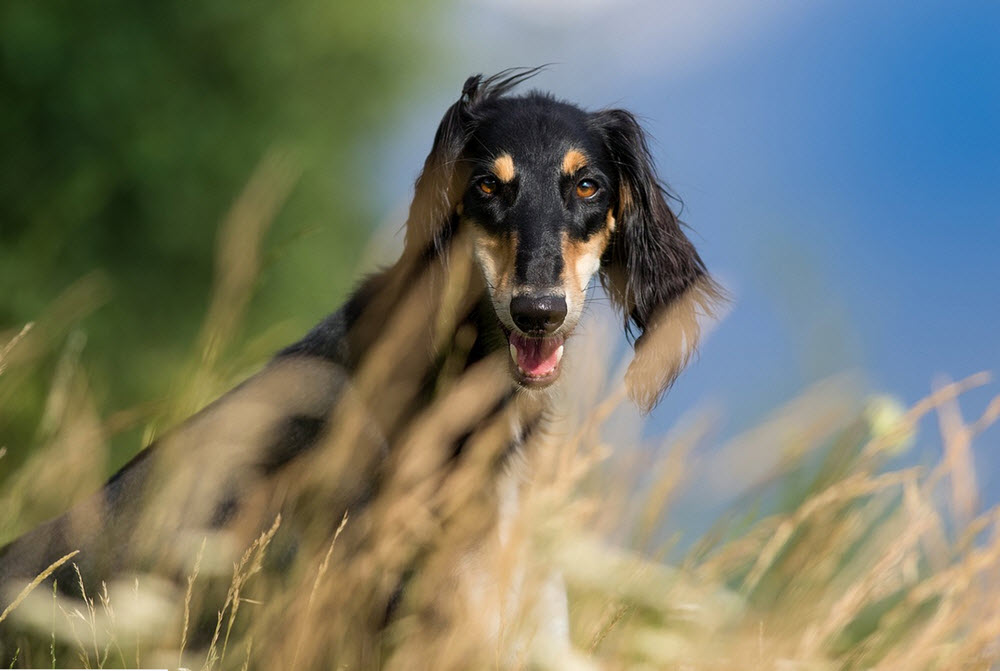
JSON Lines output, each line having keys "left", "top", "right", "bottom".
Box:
{"left": 452, "top": 416, "right": 571, "bottom": 664}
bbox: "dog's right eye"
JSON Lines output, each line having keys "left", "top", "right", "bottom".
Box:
{"left": 576, "top": 179, "right": 599, "bottom": 199}
{"left": 477, "top": 176, "right": 498, "bottom": 195}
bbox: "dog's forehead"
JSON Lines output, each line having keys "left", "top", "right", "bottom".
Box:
{"left": 468, "top": 97, "right": 603, "bottom": 169}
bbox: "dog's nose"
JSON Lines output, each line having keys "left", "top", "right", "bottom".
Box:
{"left": 509, "top": 295, "right": 567, "bottom": 335}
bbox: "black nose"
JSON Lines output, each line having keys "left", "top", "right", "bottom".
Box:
{"left": 509, "top": 295, "right": 567, "bottom": 335}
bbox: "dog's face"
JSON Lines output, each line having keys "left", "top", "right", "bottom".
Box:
{"left": 405, "top": 70, "right": 722, "bottom": 409}
{"left": 459, "top": 98, "right": 617, "bottom": 387}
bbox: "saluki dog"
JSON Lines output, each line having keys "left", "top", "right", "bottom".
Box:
{"left": 0, "top": 68, "right": 721, "bottom": 667}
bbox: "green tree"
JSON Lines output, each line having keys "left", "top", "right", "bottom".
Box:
{"left": 0, "top": 0, "right": 442, "bottom": 473}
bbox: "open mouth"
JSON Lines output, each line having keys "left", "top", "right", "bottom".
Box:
{"left": 508, "top": 331, "right": 565, "bottom": 386}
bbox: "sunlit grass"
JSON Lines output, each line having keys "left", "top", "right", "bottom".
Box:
{"left": 1, "top": 162, "right": 998, "bottom": 669}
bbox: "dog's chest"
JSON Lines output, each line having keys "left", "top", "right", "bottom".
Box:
{"left": 445, "top": 402, "right": 570, "bottom": 657}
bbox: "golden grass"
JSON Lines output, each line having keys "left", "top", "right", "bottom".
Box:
{"left": 1, "top": 158, "right": 998, "bottom": 669}
{"left": 0, "top": 552, "right": 78, "bottom": 626}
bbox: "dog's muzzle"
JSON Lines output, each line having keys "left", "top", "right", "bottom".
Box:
{"left": 508, "top": 294, "right": 567, "bottom": 382}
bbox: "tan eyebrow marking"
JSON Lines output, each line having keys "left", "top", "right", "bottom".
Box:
{"left": 492, "top": 154, "right": 516, "bottom": 182}
{"left": 561, "top": 149, "right": 587, "bottom": 175}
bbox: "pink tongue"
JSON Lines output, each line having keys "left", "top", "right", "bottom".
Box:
{"left": 511, "top": 333, "right": 563, "bottom": 378}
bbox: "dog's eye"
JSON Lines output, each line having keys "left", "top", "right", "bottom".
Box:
{"left": 478, "top": 176, "right": 498, "bottom": 195}
{"left": 576, "top": 179, "right": 598, "bottom": 199}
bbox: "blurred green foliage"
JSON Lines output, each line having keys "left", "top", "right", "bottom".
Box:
{"left": 0, "top": 0, "right": 442, "bottom": 473}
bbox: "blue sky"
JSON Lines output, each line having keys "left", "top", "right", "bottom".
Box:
{"left": 371, "top": 1, "right": 999, "bottom": 504}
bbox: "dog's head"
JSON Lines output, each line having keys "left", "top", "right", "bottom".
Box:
{"left": 405, "top": 69, "right": 724, "bottom": 411}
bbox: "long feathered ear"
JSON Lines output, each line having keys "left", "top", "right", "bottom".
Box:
{"left": 402, "top": 76, "right": 478, "bottom": 257}
{"left": 404, "top": 67, "right": 549, "bottom": 258}
{"left": 593, "top": 109, "right": 726, "bottom": 412}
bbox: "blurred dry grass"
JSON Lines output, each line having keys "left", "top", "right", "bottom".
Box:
{"left": 1, "top": 161, "right": 999, "bottom": 670}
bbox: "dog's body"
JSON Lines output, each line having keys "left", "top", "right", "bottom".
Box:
{"left": 0, "top": 70, "right": 720, "bottom": 665}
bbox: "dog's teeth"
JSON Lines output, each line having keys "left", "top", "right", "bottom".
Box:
{"left": 555, "top": 344, "right": 564, "bottom": 364}
{"left": 509, "top": 342, "right": 519, "bottom": 366}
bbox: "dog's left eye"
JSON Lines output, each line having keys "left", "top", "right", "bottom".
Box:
{"left": 576, "top": 179, "right": 599, "bottom": 199}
